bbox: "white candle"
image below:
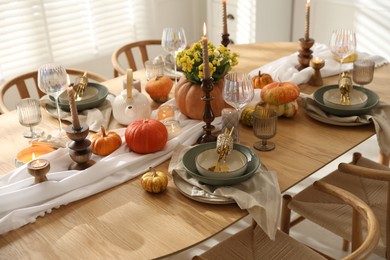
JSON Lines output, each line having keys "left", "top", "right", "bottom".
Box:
{"left": 67, "top": 86, "right": 81, "bottom": 130}
{"left": 202, "top": 22, "right": 210, "bottom": 80}
{"left": 305, "top": 0, "right": 311, "bottom": 40}
{"left": 222, "top": 0, "right": 228, "bottom": 35}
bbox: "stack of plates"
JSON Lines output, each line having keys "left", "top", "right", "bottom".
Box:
{"left": 313, "top": 85, "right": 379, "bottom": 116}
{"left": 182, "top": 142, "right": 261, "bottom": 186}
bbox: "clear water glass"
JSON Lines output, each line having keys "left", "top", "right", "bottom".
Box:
{"left": 17, "top": 98, "right": 44, "bottom": 138}
{"left": 37, "top": 63, "right": 69, "bottom": 136}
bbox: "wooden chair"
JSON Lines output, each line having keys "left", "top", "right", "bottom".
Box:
{"left": 111, "top": 39, "right": 162, "bottom": 77}
{"left": 0, "top": 68, "right": 108, "bottom": 113}
{"left": 195, "top": 181, "right": 380, "bottom": 260}
{"left": 281, "top": 152, "right": 390, "bottom": 259}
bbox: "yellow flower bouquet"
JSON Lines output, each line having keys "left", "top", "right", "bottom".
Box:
{"left": 176, "top": 40, "right": 239, "bottom": 84}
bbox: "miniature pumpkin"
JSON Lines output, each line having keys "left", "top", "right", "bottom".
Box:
{"left": 91, "top": 126, "right": 122, "bottom": 156}
{"left": 261, "top": 82, "right": 300, "bottom": 106}
{"left": 252, "top": 70, "right": 273, "bottom": 89}
{"left": 268, "top": 100, "right": 299, "bottom": 118}
{"left": 141, "top": 167, "right": 168, "bottom": 193}
{"left": 125, "top": 118, "right": 168, "bottom": 154}
{"left": 145, "top": 76, "right": 174, "bottom": 103}
{"left": 240, "top": 105, "right": 256, "bottom": 127}
{"left": 174, "top": 77, "right": 229, "bottom": 120}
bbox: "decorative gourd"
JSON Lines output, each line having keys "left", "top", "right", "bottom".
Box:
{"left": 252, "top": 70, "right": 273, "bottom": 89}
{"left": 141, "top": 167, "right": 168, "bottom": 193}
{"left": 145, "top": 76, "right": 174, "bottom": 103}
{"left": 113, "top": 76, "right": 151, "bottom": 125}
{"left": 268, "top": 100, "right": 299, "bottom": 118}
{"left": 91, "top": 126, "right": 122, "bottom": 156}
{"left": 240, "top": 105, "right": 256, "bottom": 127}
{"left": 125, "top": 118, "right": 168, "bottom": 154}
{"left": 261, "top": 82, "right": 300, "bottom": 106}
{"left": 174, "top": 77, "right": 229, "bottom": 120}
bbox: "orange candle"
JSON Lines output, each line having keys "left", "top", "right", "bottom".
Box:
{"left": 222, "top": 0, "right": 228, "bottom": 35}
{"left": 16, "top": 145, "right": 55, "bottom": 166}
{"left": 67, "top": 85, "right": 81, "bottom": 130}
{"left": 202, "top": 22, "right": 210, "bottom": 80}
{"left": 305, "top": 0, "right": 311, "bottom": 40}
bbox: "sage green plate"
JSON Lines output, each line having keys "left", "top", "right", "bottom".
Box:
{"left": 51, "top": 82, "right": 109, "bottom": 112}
{"left": 182, "top": 142, "right": 261, "bottom": 186}
{"left": 313, "top": 85, "right": 379, "bottom": 116}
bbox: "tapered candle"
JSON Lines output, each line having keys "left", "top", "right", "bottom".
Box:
{"left": 222, "top": 0, "right": 228, "bottom": 35}
{"left": 126, "top": 68, "right": 133, "bottom": 99}
{"left": 67, "top": 85, "right": 81, "bottom": 130}
{"left": 305, "top": 0, "right": 311, "bottom": 40}
{"left": 202, "top": 22, "right": 210, "bottom": 80}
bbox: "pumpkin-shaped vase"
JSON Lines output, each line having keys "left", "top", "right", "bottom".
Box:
{"left": 174, "top": 77, "right": 229, "bottom": 120}
{"left": 113, "top": 89, "right": 151, "bottom": 125}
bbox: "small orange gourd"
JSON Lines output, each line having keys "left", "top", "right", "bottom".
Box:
{"left": 91, "top": 126, "right": 122, "bottom": 156}
{"left": 252, "top": 70, "right": 273, "bottom": 89}
{"left": 145, "top": 76, "right": 174, "bottom": 103}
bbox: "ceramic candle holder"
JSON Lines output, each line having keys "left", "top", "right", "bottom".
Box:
{"left": 27, "top": 159, "right": 50, "bottom": 184}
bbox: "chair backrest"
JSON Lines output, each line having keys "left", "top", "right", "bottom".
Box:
{"left": 111, "top": 39, "right": 162, "bottom": 77}
{"left": 339, "top": 153, "right": 390, "bottom": 259}
{"left": 0, "top": 68, "right": 107, "bottom": 113}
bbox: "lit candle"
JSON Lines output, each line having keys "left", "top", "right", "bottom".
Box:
{"left": 16, "top": 146, "right": 55, "bottom": 166}
{"left": 67, "top": 85, "right": 81, "bottom": 130}
{"left": 222, "top": 0, "right": 228, "bottom": 35}
{"left": 27, "top": 158, "right": 50, "bottom": 184}
{"left": 163, "top": 119, "right": 181, "bottom": 140}
{"left": 126, "top": 68, "right": 133, "bottom": 99}
{"left": 202, "top": 22, "right": 210, "bottom": 80}
{"left": 312, "top": 57, "right": 324, "bottom": 66}
{"left": 157, "top": 105, "right": 174, "bottom": 120}
{"left": 305, "top": 0, "right": 311, "bottom": 40}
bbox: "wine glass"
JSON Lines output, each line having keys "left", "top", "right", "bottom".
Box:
{"left": 253, "top": 105, "right": 278, "bottom": 151}
{"left": 329, "top": 29, "right": 356, "bottom": 74}
{"left": 38, "top": 63, "right": 69, "bottom": 137}
{"left": 223, "top": 72, "right": 254, "bottom": 142}
{"left": 17, "top": 98, "right": 44, "bottom": 138}
{"left": 161, "top": 27, "right": 187, "bottom": 85}
{"left": 352, "top": 59, "right": 375, "bottom": 87}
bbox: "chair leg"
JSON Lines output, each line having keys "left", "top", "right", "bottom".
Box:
{"left": 342, "top": 239, "right": 350, "bottom": 252}
{"left": 280, "top": 194, "right": 292, "bottom": 234}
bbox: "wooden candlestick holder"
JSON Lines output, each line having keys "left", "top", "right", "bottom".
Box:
{"left": 27, "top": 159, "right": 50, "bottom": 184}
{"left": 296, "top": 38, "right": 315, "bottom": 71}
{"left": 197, "top": 78, "right": 217, "bottom": 144}
{"left": 66, "top": 123, "right": 95, "bottom": 170}
{"left": 221, "top": 33, "right": 230, "bottom": 47}
{"left": 309, "top": 58, "right": 325, "bottom": 86}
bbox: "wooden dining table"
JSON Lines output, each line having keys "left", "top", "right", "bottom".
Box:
{"left": 0, "top": 42, "right": 389, "bottom": 259}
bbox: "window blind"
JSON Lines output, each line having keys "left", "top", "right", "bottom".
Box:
{"left": 0, "top": 0, "right": 139, "bottom": 81}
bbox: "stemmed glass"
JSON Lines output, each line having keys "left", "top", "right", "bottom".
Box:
{"left": 38, "top": 63, "right": 69, "bottom": 137}
{"left": 329, "top": 29, "right": 357, "bottom": 74}
{"left": 253, "top": 106, "right": 278, "bottom": 151}
{"left": 223, "top": 72, "right": 254, "bottom": 141}
{"left": 17, "top": 98, "right": 44, "bottom": 138}
{"left": 161, "top": 27, "right": 187, "bottom": 85}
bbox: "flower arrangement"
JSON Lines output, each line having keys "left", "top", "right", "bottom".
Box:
{"left": 176, "top": 40, "right": 239, "bottom": 84}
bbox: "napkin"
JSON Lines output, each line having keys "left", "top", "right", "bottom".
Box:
{"left": 303, "top": 97, "right": 390, "bottom": 154}
{"left": 249, "top": 43, "right": 389, "bottom": 85}
{"left": 40, "top": 94, "right": 115, "bottom": 132}
{"left": 168, "top": 144, "right": 281, "bottom": 240}
{"left": 0, "top": 110, "right": 206, "bottom": 234}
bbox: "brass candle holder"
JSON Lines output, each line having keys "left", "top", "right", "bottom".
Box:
{"left": 309, "top": 57, "right": 325, "bottom": 86}
{"left": 197, "top": 78, "right": 217, "bottom": 144}
{"left": 296, "top": 38, "right": 315, "bottom": 71}
{"left": 221, "top": 33, "right": 230, "bottom": 47}
{"left": 27, "top": 159, "right": 50, "bottom": 184}
{"left": 66, "top": 123, "right": 95, "bottom": 170}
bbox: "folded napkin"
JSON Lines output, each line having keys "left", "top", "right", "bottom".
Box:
{"left": 168, "top": 144, "right": 281, "bottom": 240}
{"left": 249, "top": 43, "right": 389, "bottom": 85}
{"left": 0, "top": 108, "right": 206, "bottom": 234}
{"left": 303, "top": 97, "right": 390, "bottom": 154}
{"left": 40, "top": 94, "right": 115, "bottom": 132}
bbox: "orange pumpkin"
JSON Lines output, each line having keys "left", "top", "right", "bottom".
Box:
{"left": 252, "top": 70, "right": 273, "bottom": 89}
{"left": 91, "top": 126, "right": 122, "bottom": 156}
{"left": 174, "top": 77, "right": 229, "bottom": 120}
{"left": 145, "top": 76, "right": 173, "bottom": 103}
{"left": 260, "top": 82, "right": 300, "bottom": 106}
{"left": 125, "top": 118, "right": 168, "bottom": 154}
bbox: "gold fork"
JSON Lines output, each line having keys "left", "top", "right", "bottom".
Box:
{"left": 74, "top": 72, "right": 88, "bottom": 101}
